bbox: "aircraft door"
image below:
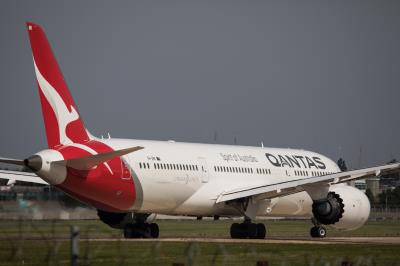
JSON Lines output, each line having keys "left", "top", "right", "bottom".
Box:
{"left": 121, "top": 155, "right": 132, "bottom": 181}
{"left": 198, "top": 157, "right": 210, "bottom": 183}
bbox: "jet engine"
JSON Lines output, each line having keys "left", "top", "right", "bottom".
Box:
{"left": 312, "top": 185, "right": 370, "bottom": 230}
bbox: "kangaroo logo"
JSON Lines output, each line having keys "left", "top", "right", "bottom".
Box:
{"left": 34, "top": 60, "right": 80, "bottom": 145}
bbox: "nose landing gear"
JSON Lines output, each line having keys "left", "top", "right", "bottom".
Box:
{"left": 310, "top": 225, "right": 327, "bottom": 238}
{"left": 309, "top": 218, "right": 327, "bottom": 238}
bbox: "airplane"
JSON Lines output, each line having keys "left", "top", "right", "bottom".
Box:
{"left": 0, "top": 22, "right": 399, "bottom": 239}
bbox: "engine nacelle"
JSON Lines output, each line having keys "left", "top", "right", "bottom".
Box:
{"left": 312, "top": 185, "right": 370, "bottom": 231}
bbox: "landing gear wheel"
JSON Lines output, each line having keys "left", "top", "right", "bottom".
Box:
{"left": 246, "top": 223, "right": 258, "bottom": 239}
{"left": 149, "top": 223, "right": 159, "bottom": 238}
{"left": 123, "top": 224, "right": 133, "bottom": 238}
{"left": 256, "top": 223, "right": 266, "bottom": 239}
{"left": 310, "top": 226, "right": 326, "bottom": 238}
{"left": 230, "top": 222, "right": 267, "bottom": 239}
{"left": 123, "top": 223, "right": 160, "bottom": 238}
{"left": 230, "top": 223, "right": 240, "bottom": 239}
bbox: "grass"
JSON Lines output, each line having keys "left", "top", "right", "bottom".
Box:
{"left": 0, "top": 219, "right": 399, "bottom": 265}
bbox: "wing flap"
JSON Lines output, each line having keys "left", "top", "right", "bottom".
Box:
{"left": 216, "top": 163, "right": 400, "bottom": 203}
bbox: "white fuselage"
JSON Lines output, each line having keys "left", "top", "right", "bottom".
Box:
{"left": 104, "top": 138, "right": 342, "bottom": 218}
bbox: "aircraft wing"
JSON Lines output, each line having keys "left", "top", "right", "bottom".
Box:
{"left": 216, "top": 163, "right": 400, "bottom": 203}
{"left": 0, "top": 170, "right": 48, "bottom": 185}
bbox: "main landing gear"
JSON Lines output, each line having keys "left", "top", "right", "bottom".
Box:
{"left": 123, "top": 222, "right": 159, "bottom": 238}
{"left": 309, "top": 218, "right": 327, "bottom": 238}
{"left": 230, "top": 219, "right": 266, "bottom": 239}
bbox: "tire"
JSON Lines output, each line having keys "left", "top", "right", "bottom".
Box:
{"left": 256, "top": 223, "right": 266, "bottom": 239}
{"left": 123, "top": 224, "right": 134, "bottom": 238}
{"left": 247, "top": 223, "right": 258, "bottom": 239}
{"left": 230, "top": 223, "right": 240, "bottom": 239}
{"left": 310, "top": 226, "right": 327, "bottom": 238}
{"left": 310, "top": 226, "right": 318, "bottom": 238}
{"left": 150, "top": 223, "right": 159, "bottom": 238}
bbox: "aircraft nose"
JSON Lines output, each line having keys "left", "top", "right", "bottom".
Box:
{"left": 24, "top": 155, "right": 42, "bottom": 172}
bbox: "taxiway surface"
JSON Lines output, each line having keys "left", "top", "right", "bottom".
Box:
{"left": 91, "top": 237, "right": 400, "bottom": 245}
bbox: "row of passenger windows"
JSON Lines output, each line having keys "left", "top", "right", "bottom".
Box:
{"left": 139, "top": 162, "right": 334, "bottom": 177}
{"left": 256, "top": 168, "right": 271, "bottom": 175}
{"left": 214, "top": 166, "right": 254, "bottom": 174}
{"left": 294, "top": 170, "right": 334, "bottom": 177}
{"left": 139, "top": 162, "right": 199, "bottom": 172}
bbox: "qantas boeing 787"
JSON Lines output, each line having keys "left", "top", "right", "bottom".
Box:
{"left": 0, "top": 22, "right": 399, "bottom": 239}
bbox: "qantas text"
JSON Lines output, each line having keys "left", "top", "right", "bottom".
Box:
{"left": 265, "top": 153, "right": 326, "bottom": 169}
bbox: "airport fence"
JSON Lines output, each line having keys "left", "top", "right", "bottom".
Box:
{"left": 0, "top": 219, "right": 398, "bottom": 266}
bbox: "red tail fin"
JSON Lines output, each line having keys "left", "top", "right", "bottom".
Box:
{"left": 26, "top": 22, "right": 90, "bottom": 148}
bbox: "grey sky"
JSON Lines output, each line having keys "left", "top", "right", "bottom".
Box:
{"left": 0, "top": 1, "right": 399, "bottom": 168}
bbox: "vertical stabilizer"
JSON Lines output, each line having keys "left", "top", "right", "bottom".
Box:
{"left": 26, "top": 22, "right": 90, "bottom": 148}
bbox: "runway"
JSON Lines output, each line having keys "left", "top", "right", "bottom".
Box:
{"left": 90, "top": 237, "right": 400, "bottom": 245}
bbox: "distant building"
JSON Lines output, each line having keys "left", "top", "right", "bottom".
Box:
{"left": 354, "top": 179, "right": 366, "bottom": 193}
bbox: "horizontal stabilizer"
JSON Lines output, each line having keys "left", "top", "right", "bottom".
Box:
{"left": 0, "top": 157, "right": 25, "bottom": 166}
{"left": 0, "top": 170, "right": 48, "bottom": 185}
{"left": 55, "top": 146, "right": 144, "bottom": 171}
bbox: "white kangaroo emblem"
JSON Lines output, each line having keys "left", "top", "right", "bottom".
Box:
{"left": 34, "top": 60, "right": 79, "bottom": 145}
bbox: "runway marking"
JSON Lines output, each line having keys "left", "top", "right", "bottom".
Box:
{"left": 87, "top": 237, "right": 400, "bottom": 245}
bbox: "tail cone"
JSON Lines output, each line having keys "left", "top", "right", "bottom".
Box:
{"left": 24, "top": 155, "right": 42, "bottom": 172}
